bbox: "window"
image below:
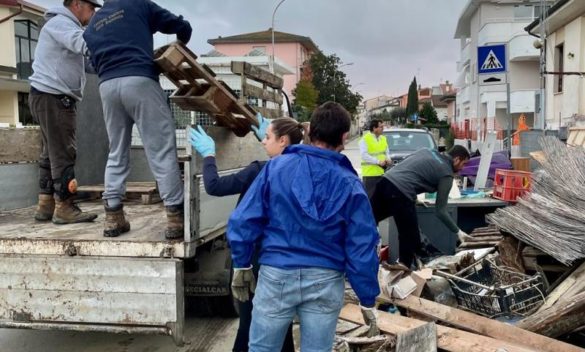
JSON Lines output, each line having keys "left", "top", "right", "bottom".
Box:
{"left": 14, "top": 20, "right": 39, "bottom": 80}
{"left": 555, "top": 43, "right": 564, "bottom": 93}
{"left": 514, "top": 5, "right": 533, "bottom": 20}
{"left": 252, "top": 46, "right": 266, "bottom": 54}
{"left": 18, "top": 93, "right": 35, "bottom": 125}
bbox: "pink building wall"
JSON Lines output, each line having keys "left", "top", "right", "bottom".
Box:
{"left": 212, "top": 42, "right": 310, "bottom": 97}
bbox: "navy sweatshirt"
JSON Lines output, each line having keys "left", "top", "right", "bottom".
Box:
{"left": 83, "top": 0, "right": 192, "bottom": 83}
{"left": 203, "top": 157, "right": 266, "bottom": 203}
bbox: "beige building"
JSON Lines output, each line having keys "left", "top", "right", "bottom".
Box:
{"left": 526, "top": 0, "right": 585, "bottom": 130}
{"left": 454, "top": 0, "right": 553, "bottom": 148}
{"left": 0, "top": 0, "right": 44, "bottom": 126}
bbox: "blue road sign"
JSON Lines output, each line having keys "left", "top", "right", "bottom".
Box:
{"left": 478, "top": 44, "right": 506, "bottom": 74}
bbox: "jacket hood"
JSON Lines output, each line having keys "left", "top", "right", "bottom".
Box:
{"left": 45, "top": 6, "right": 81, "bottom": 26}
{"left": 284, "top": 145, "right": 358, "bottom": 222}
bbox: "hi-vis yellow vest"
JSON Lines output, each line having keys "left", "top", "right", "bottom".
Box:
{"left": 361, "top": 132, "right": 388, "bottom": 177}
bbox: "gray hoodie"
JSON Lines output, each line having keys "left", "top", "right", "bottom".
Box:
{"left": 29, "top": 6, "right": 87, "bottom": 101}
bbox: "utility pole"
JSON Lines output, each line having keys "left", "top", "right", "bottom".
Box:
{"left": 270, "top": 0, "right": 286, "bottom": 74}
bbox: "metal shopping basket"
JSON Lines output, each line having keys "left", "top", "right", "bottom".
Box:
{"left": 438, "top": 257, "right": 546, "bottom": 318}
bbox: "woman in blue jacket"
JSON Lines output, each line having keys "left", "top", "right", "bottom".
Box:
{"left": 189, "top": 115, "right": 308, "bottom": 352}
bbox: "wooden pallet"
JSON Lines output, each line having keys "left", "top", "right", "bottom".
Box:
{"left": 567, "top": 127, "right": 585, "bottom": 147}
{"left": 154, "top": 42, "right": 258, "bottom": 137}
{"left": 77, "top": 182, "right": 160, "bottom": 205}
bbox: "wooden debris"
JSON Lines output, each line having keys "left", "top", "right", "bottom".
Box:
{"left": 517, "top": 291, "right": 585, "bottom": 338}
{"left": 537, "top": 261, "right": 585, "bottom": 312}
{"left": 395, "top": 322, "right": 437, "bottom": 352}
{"left": 381, "top": 295, "right": 585, "bottom": 352}
{"left": 487, "top": 136, "right": 585, "bottom": 265}
{"left": 77, "top": 182, "right": 160, "bottom": 205}
{"left": 497, "top": 235, "right": 526, "bottom": 273}
{"left": 154, "top": 42, "right": 258, "bottom": 137}
{"left": 339, "top": 304, "right": 536, "bottom": 352}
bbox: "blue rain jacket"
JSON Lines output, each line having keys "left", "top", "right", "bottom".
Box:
{"left": 228, "top": 144, "right": 380, "bottom": 306}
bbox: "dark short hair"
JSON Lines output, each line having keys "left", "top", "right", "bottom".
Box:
{"left": 447, "top": 145, "right": 470, "bottom": 160}
{"left": 369, "top": 119, "right": 382, "bottom": 132}
{"left": 309, "top": 102, "right": 351, "bottom": 148}
{"left": 270, "top": 117, "right": 308, "bottom": 145}
{"left": 63, "top": 0, "right": 74, "bottom": 6}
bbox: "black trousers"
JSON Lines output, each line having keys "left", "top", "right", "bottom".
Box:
{"left": 362, "top": 176, "right": 382, "bottom": 199}
{"left": 29, "top": 90, "right": 77, "bottom": 193}
{"left": 369, "top": 178, "right": 422, "bottom": 267}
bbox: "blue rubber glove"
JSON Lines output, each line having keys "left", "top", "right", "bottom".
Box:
{"left": 251, "top": 112, "right": 270, "bottom": 140}
{"left": 189, "top": 125, "right": 215, "bottom": 158}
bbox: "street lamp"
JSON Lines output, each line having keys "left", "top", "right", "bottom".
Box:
{"left": 271, "top": 0, "right": 286, "bottom": 73}
{"left": 333, "top": 62, "right": 354, "bottom": 102}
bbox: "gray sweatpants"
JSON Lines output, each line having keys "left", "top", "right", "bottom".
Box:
{"left": 99, "top": 76, "right": 183, "bottom": 206}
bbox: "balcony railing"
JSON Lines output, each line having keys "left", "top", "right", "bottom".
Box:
{"left": 478, "top": 22, "right": 529, "bottom": 47}
{"left": 509, "top": 34, "right": 539, "bottom": 61}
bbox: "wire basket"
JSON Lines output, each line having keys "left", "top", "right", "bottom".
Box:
{"left": 442, "top": 257, "right": 546, "bottom": 318}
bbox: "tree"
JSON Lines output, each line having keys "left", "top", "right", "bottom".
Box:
{"left": 390, "top": 107, "right": 407, "bottom": 125}
{"left": 406, "top": 77, "right": 419, "bottom": 120}
{"left": 419, "top": 102, "right": 438, "bottom": 124}
{"left": 308, "top": 52, "right": 362, "bottom": 114}
{"left": 292, "top": 79, "right": 319, "bottom": 122}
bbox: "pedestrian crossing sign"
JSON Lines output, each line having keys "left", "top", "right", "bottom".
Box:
{"left": 478, "top": 44, "right": 506, "bottom": 74}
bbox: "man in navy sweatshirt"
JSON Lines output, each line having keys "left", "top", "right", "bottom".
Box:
{"left": 83, "top": 0, "right": 192, "bottom": 239}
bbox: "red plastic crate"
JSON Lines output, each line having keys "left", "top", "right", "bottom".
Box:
{"left": 493, "top": 169, "right": 531, "bottom": 202}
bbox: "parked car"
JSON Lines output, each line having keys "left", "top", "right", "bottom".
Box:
{"left": 383, "top": 128, "right": 438, "bottom": 165}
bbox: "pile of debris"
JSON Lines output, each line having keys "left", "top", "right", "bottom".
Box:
{"left": 334, "top": 136, "right": 585, "bottom": 351}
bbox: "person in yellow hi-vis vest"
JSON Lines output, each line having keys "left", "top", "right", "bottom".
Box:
{"left": 360, "top": 119, "right": 391, "bottom": 197}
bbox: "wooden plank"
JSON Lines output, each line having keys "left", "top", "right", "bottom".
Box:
{"left": 254, "top": 106, "right": 282, "bottom": 119}
{"left": 536, "top": 261, "right": 585, "bottom": 312}
{"left": 339, "top": 304, "right": 535, "bottom": 352}
{"left": 383, "top": 296, "right": 585, "bottom": 352}
{"left": 517, "top": 291, "right": 585, "bottom": 338}
{"left": 395, "top": 322, "right": 437, "bottom": 352}
{"left": 231, "top": 61, "right": 283, "bottom": 89}
{"left": 243, "top": 83, "right": 283, "bottom": 105}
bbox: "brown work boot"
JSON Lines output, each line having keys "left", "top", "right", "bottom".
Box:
{"left": 34, "top": 194, "right": 55, "bottom": 221}
{"left": 52, "top": 197, "right": 98, "bottom": 224}
{"left": 104, "top": 203, "right": 131, "bottom": 237}
{"left": 164, "top": 204, "right": 184, "bottom": 240}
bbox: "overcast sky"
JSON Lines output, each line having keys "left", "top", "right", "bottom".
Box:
{"left": 34, "top": 0, "right": 468, "bottom": 99}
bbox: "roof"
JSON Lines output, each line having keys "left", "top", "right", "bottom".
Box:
{"left": 454, "top": 0, "right": 483, "bottom": 39}
{"left": 440, "top": 93, "right": 457, "bottom": 103}
{"left": 431, "top": 95, "right": 448, "bottom": 108}
{"left": 525, "top": 0, "right": 576, "bottom": 35}
{"left": 208, "top": 29, "right": 319, "bottom": 53}
{"left": 0, "top": 0, "right": 45, "bottom": 14}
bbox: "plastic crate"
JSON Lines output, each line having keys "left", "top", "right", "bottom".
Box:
{"left": 443, "top": 257, "right": 546, "bottom": 318}
{"left": 493, "top": 169, "right": 531, "bottom": 202}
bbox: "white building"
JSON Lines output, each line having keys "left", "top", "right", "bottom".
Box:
{"left": 0, "top": 0, "right": 44, "bottom": 126}
{"left": 526, "top": 0, "right": 585, "bottom": 130}
{"left": 454, "top": 0, "right": 553, "bottom": 148}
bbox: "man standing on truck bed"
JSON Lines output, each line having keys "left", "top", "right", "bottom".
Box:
{"left": 83, "top": 0, "right": 192, "bottom": 239}
{"left": 227, "top": 102, "right": 381, "bottom": 352}
{"left": 369, "top": 145, "right": 472, "bottom": 268}
{"left": 29, "top": 0, "right": 101, "bottom": 224}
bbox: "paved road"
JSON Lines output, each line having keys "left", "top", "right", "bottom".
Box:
{"left": 0, "top": 137, "right": 362, "bottom": 352}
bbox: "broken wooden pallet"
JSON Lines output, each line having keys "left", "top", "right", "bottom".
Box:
{"left": 154, "top": 41, "right": 258, "bottom": 137}
{"left": 77, "top": 182, "right": 160, "bottom": 205}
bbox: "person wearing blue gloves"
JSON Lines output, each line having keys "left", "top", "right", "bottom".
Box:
{"left": 227, "top": 102, "right": 381, "bottom": 352}
{"left": 189, "top": 114, "right": 307, "bottom": 352}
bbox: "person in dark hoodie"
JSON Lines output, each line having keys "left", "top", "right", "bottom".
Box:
{"left": 227, "top": 102, "right": 380, "bottom": 352}
{"left": 189, "top": 115, "right": 305, "bottom": 352}
{"left": 83, "top": 0, "right": 192, "bottom": 239}
{"left": 29, "top": 0, "right": 101, "bottom": 224}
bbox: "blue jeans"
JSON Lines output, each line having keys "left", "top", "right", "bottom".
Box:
{"left": 249, "top": 265, "right": 345, "bottom": 352}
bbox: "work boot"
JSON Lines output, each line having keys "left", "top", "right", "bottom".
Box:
{"left": 104, "top": 203, "right": 131, "bottom": 237}
{"left": 164, "top": 203, "right": 184, "bottom": 240}
{"left": 34, "top": 194, "right": 55, "bottom": 221}
{"left": 52, "top": 197, "right": 98, "bottom": 224}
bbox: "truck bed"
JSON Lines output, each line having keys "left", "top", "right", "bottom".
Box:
{"left": 0, "top": 200, "right": 187, "bottom": 258}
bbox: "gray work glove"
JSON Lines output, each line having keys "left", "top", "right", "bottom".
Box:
{"left": 360, "top": 305, "right": 380, "bottom": 337}
{"left": 231, "top": 266, "right": 256, "bottom": 302}
{"left": 457, "top": 229, "right": 472, "bottom": 243}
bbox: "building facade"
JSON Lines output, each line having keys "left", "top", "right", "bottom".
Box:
{"left": 453, "top": 0, "right": 553, "bottom": 148}
{"left": 526, "top": 0, "right": 585, "bottom": 130}
{"left": 207, "top": 29, "right": 318, "bottom": 98}
{"left": 0, "top": 0, "right": 43, "bottom": 126}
